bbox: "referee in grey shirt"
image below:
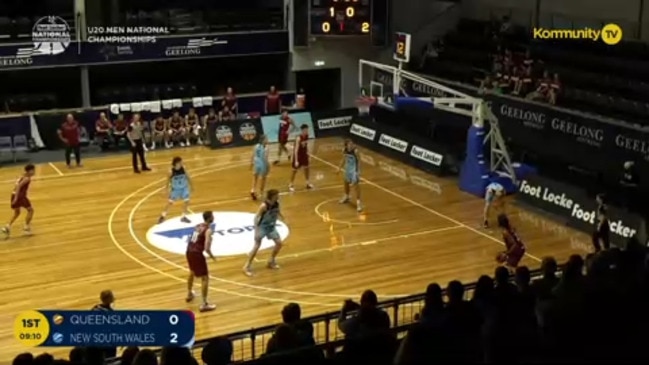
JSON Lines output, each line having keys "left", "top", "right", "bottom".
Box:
{"left": 127, "top": 113, "right": 150, "bottom": 173}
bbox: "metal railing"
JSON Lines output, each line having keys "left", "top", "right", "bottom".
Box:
{"left": 108, "top": 267, "right": 547, "bottom": 363}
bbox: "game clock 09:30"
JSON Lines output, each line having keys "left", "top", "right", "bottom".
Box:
{"left": 310, "top": 0, "right": 371, "bottom": 36}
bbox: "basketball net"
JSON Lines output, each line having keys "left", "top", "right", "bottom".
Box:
{"left": 355, "top": 96, "right": 376, "bottom": 115}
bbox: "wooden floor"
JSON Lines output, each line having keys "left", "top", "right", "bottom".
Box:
{"left": 0, "top": 137, "right": 591, "bottom": 361}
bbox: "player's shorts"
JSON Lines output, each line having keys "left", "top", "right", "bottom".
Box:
{"left": 485, "top": 191, "right": 496, "bottom": 204}
{"left": 10, "top": 194, "right": 31, "bottom": 209}
{"left": 256, "top": 225, "right": 280, "bottom": 241}
{"left": 344, "top": 170, "right": 359, "bottom": 185}
{"left": 186, "top": 251, "right": 208, "bottom": 277}
{"left": 169, "top": 188, "right": 190, "bottom": 202}
{"left": 253, "top": 163, "right": 269, "bottom": 176}
{"left": 506, "top": 246, "right": 525, "bottom": 267}
{"left": 293, "top": 156, "right": 309, "bottom": 169}
{"left": 278, "top": 134, "right": 289, "bottom": 145}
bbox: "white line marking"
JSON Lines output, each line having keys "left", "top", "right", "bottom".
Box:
{"left": 108, "top": 161, "right": 339, "bottom": 306}
{"left": 48, "top": 162, "right": 64, "bottom": 176}
{"left": 129, "top": 174, "right": 354, "bottom": 300}
{"left": 1, "top": 153, "right": 245, "bottom": 183}
{"left": 189, "top": 184, "right": 346, "bottom": 210}
{"left": 309, "top": 154, "right": 543, "bottom": 263}
{"left": 125, "top": 170, "right": 456, "bottom": 299}
{"left": 313, "top": 197, "right": 399, "bottom": 226}
{"left": 276, "top": 225, "right": 463, "bottom": 260}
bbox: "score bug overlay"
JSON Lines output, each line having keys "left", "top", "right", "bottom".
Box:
{"left": 14, "top": 310, "right": 195, "bottom": 347}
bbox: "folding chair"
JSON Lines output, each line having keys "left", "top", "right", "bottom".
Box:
{"left": 12, "top": 135, "right": 29, "bottom": 162}
{"left": 0, "top": 136, "right": 13, "bottom": 162}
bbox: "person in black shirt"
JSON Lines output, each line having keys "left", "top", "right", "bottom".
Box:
{"left": 620, "top": 161, "right": 640, "bottom": 213}
{"left": 92, "top": 290, "right": 117, "bottom": 359}
{"left": 592, "top": 194, "right": 610, "bottom": 252}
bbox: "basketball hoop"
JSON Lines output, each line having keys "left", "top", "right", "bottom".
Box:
{"left": 355, "top": 96, "right": 376, "bottom": 115}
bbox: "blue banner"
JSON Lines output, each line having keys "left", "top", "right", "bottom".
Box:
{"left": 261, "top": 112, "right": 315, "bottom": 143}
{"left": 372, "top": 69, "right": 649, "bottom": 184}
{"left": 14, "top": 310, "right": 194, "bottom": 347}
{"left": 0, "top": 31, "right": 288, "bottom": 70}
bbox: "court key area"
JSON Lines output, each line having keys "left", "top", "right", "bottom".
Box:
{"left": 0, "top": 137, "right": 589, "bottom": 361}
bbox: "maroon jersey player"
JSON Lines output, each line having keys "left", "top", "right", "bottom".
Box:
{"left": 2, "top": 164, "right": 36, "bottom": 238}
{"left": 265, "top": 85, "right": 281, "bottom": 115}
{"left": 288, "top": 124, "right": 313, "bottom": 192}
{"left": 274, "top": 110, "right": 294, "bottom": 165}
{"left": 495, "top": 214, "right": 526, "bottom": 272}
{"left": 185, "top": 210, "right": 217, "bottom": 312}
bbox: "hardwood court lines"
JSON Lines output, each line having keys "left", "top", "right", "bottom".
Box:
{"left": 307, "top": 154, "right": 544, "bottom": 264}
{"left": 107, "top": 161, "right": 342, "bottom": 306}
{"left": 313, "top": 197, "right": 399, "bottom": 226}
{"left": 118, "top": 163, "right": 460, "bottom": 300}
{"left": 0, "top": 152, "right": 244, "bottom": 183}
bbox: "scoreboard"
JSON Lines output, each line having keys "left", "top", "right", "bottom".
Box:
{"left": 14, "top": 310, "right": 195, "bottom": 348}
{"left": 310, "top": 0, "right": 371, "bottom": 36}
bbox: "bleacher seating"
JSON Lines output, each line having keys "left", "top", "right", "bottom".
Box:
{"left": 12, "top": 246, "right": 649, "bottom": 365}
{"left": 416, "top": 18, "right": 649, "bottom": 126}
{"left": 114, "top": 0, "right": 283, "bottom": 33}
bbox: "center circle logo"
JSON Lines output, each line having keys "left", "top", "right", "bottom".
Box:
{"left": 239, "top": 122, "right": 257, "bottom": 141}
{"left": 32, "top": 16, "right": 71, "bottom": 56}
{"left": 146, "top": 211, "right": 289, "bottom": 257}
{"left": 215, "top": 125, "right": 233, "bottom": 144}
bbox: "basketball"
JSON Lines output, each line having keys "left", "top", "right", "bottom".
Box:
{"left": 495, "top": 252, "right": 507, "bottom": 263}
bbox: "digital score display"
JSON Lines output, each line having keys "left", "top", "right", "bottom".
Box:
{"left": 310, "top": 0, "right": 371, "bottom": 36}
{"left": 14, "top": 310, "right": 195, "bottom": 348}
{"left": 393, "top": 32, "right": 411, "bottom": 63}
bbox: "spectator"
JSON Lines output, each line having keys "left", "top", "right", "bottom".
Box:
{"left": 471, "top": 275, "right": 494, "bottom": 318}
{"left": 264, "top": 324, "right": 300, "bottom": 355}
{"left": 68, "top": 347, "right": 84, "bottom": 363}
{"left": 33, "top": 353, "right": 54, "bottom": 365}
{"left": 418, "top": 283, "right": 444, "bottom": 325}
{"left": 120, "top": 347, "right": 140, "bottom": 365}
{"left": 549, "top": 73, "right": 561, "bottom": 105}
{"left": 92, "top": 290, "right": 117, "bottom": 359}
{"left": 219, "top": 106, "right": 235, "bottom": 122}
{"left": 95, "top": 112, "right": 113, "bottom": 150}
{"left": 419, "top": 39, "right": 444, "bottom": 69}
{"left": 160, "top": 347, "right": 197, "bottom": 365}
{"left": 84, "top": 347, "right": 105, "bottom": 365}
{"left": 527, "top": 70, "right": 551, "bottom": 102}
{"left": 201, "top": 337, "right": 232, "bottom": 365}
{"left": 282, "top": 303, "right": 314, "bottom": 345}
{"left": 294, "top": 88, "right": 306, "bottom": 110}
{"left": 515, "top": 266, "right": 534, "bottom": 311}
{"left": 531, "top": 257, "right": 559, "bottom": 300}
{"left": 132, "top": 349, "right": 157, "bottom": 365}
{"left": 443, "top": 280, "right": 481, "bottom": 362}
{"left": 338, "top": 289, "right": 390, "bottom": 337}
{"left": 113, "top": 113, "right": 129, "bottom": 146}
{"left": 221, "top": 87, "right": 238, "bottom": 115}
{"left": 13, "top": 353, "right": 33, "bottom": 365}
{"left": 484, "top": 267, "right": 519, "bottom": 362}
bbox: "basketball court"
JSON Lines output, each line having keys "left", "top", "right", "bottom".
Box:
{"left": 0, "top": 137, "right": 589, "bottom": 360}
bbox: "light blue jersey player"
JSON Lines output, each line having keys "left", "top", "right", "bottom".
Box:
{"left": 243, "top": 189, "right": 284, "bottom": 277}
{"left": 338, "top": 139, "right": 363, "bottom": 212}
{"left": 250, "top": 135, "right": 270, "bottom": 201}
{"left": 158, "top": 156, "right": 192, "bottom": 224}
{"left": 483, "top": 182, "right": 505, "bottom": 228}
